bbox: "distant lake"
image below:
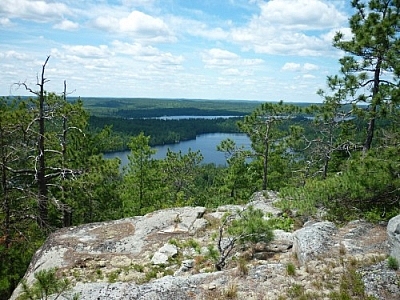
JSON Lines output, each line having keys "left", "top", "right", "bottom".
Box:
{"left": 146, "top": 115, "right": 242, "bottom": 120}
{"left": 104, "top": 133, "right": 251, "bottom": 168}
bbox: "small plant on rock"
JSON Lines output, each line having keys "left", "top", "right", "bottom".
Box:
{"left": 17, "top": 268, "right": 79, "bottom": 300}
{"left": 286, "top": 262, "right": 296, "bottom": 276}
{"left": 236, "top": 257, "right": 249, "bottom": 276}
{"left": 223, "top": 282, "right": 238, "bottom": 299}
{"left": 387, "top": 256, "right": 399, "bottom": 270}
{"left": 214, "top": 206, "right": 274, "bottom": 270}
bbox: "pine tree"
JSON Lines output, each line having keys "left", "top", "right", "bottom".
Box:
{"left": 332, "top": 0, "right": 400, "bottom": 153}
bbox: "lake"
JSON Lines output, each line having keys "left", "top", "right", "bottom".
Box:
{"left": 104, "top": 133, "right": 251, "bottom": 167}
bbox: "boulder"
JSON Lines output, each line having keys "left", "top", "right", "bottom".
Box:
{"left": 151, "top": 243, "right": 178, "bottom": 265}
{"left": 387, "top": 215, "right": 400, "bottom": 262}
{"left": 293, "top": 221, "right": 337, "bottom": 265}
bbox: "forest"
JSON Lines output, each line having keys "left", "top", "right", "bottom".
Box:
{"left": 1, "top": 1, "right": 399, "bottom": 299}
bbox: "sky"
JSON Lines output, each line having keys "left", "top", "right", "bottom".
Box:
{"left": 0, "top": 0, "right": 354, "bottom": 102}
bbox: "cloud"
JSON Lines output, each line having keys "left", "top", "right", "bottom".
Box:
{"left": 260, "top": 0, "right": 347, "bottom": 30}
{"left": 61, "top": 45, "right": 112, "bottom": 58}
{"left": 202, "top": 48, "right": 239, "bottom": 68}
{"left": 282, "top": 62, "right": 319, "bottom": 72}
{"left": 207, "top": 48, "right": 239, "bottom": 60}
{"left": 53, "top": 20, "right": 79, "bottom": 31}
{"left": 201, "top": 48, "right": 263, "bottom": 79}
{"left": 230, "top": 0, "right": 348, "bottom": 56}
{"left": 0, "top": 17, "right": 12, "bottom": 26}
{"left": 93, "top": 10, "right": 175, "bottom": 43}
{"left": 303, "top": 63, "right": 319, "bottom": 71}
{"left": 282, "top": 62, "right": 301, "bottom": 71}
{"left": 111, "top": 41, "right": 184, "bottom": 66}
{"left": 111, "top": 41, "right": 161, "bottom": 56}
{"left": 0, "top": 50, "right": 29, "bottom": 61}
{"left": 0, "top": 0, "right": 71, "bottom": 22}
{"left": 120, "top": 11, "right": 168, "bottom": 35}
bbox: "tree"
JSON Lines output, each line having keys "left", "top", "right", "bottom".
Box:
{"left": 238, "top": 101, "right": 301, "bottom": 190}
{"left": 304, "top": 81, "right": 359, "bottom": 179}
{"left": 121, "top": 132, "right": 158, "bottom": 215}
{"left": 161, "top": 149, "right": 203, "bottom": 206}
{"left": 217, "top": 138, "right": 253, "bottom": 200}
{"left": 332, "top": 0, "right": 400, "bottom": 153}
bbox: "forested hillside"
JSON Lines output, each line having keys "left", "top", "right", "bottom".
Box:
{"left": 1, "top": 1, "right": 399, "bottom": 299}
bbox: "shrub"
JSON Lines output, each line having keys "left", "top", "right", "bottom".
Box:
{"left": 17, "top": 268, "right": 78, "bottom": 300}
{"left": 387, "top": 256, "right": 399, "bottom": 270}
{"left": 215, "top": 206, "right": 274, "bottom": 270}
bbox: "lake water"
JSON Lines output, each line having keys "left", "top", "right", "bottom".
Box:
{"left": 104, "top": 133, "right": 251, "bottom": 167}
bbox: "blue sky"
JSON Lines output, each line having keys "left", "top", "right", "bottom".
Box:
{"left": 0, "top": 0, "right": 354, "bottom": 102}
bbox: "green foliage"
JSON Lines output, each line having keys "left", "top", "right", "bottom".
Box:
{"left": 217, "top": 139, "right": 254, "bottom": 201}
{"left": 160, "top": 148, "right": 204, "bottom": 207}
{"left": 0, "top": 231, "right": 44, "bottom": 300}
{"left": 206, "top": 244, "right": 219, "bottom": 262}
{"left": 331, "top": 0, "right": 400, "bottom": 152}
{"left": 387, "top": 256, "right": 399, "bottom": 270}
{"left": 279, "top": 147, "right": 400, "bottom": 221}
{"left": 215, "top": 206, "right": 274, "bottom": 270}
{"left": 238, "top": 101, "right": 303, "bottom": 190}
{"left": 265, "top": 213, "right": 294, "bottom": 232}
{"left": 226, "top": 206, "right": 274, "bottom": 244}
{"left": 286, "top": 262, "right": 296, "bottom": 276}
{"left": 121, "top": 132, "right": 159, "bottom": 216}
{"left": 83, "top": 97, "right": 259, "bottom": 118}
{"left": 287, "top": 284, "right": 305, "bottom": 298}
{"left": 17, "top": 268, "right": 78, "bottom": 300}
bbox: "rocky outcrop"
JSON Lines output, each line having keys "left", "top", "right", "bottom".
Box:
{"left": 10, "top": 192, "right": 400, "bottom": 300}
{"left": 387, "top": 215, "right": 400, "bottom": 262}
{"left": 293, "top": 221, "right": 337, "bottom": 265}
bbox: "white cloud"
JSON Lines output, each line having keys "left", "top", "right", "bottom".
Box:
{"left": 53, "top": 20, "right": 79, "bottom": 31}
{"left": 282, "top": 62, "right": 319, "bottom": 72}
{"left": 282, "top": 62, "right": 301, "bottom": 71}
{"left": 92, "top": 16, "right": 120, "bottom": 32}
{"left": 221, "top": 68, "right": 252, "bottom": 76}
{"left": 111, "top": 41, "right": 184, "bottom": 66}
{"left": 201, "top": 48, "right": 263, "bottom": 80}
{"left": 260, "top": 0, "right": 347, "bottom": 30}
{"left": 120, "top": 11, "right": 168, "bottom": 35}
{"left": 0, "top": 0, "right": 71, "bottom": 22}
{"left": 230, "top": 0, "right": 348, "bottom": 56}
{"left": 303, "top": 63, "right": 319, "bottom": 71}
{"left": 0, "top": 50, "right": 29, "bottom": 61}
{"left": 0, "top": 17, "right": 12, "bottom": 26}
{"left": 61, "top": 45, "right": 112, "bottom": 58}
{"left": 202, "top": 48, "right": 237, "bottom": 67}
{"left": 111, "top": 41, "right": 160, "bottom": 56}
{"left": 93, "top": 10, "right": 174, "bottom": 43}
{"left": 207, "top": 48, "right": 239, "bottom": 60}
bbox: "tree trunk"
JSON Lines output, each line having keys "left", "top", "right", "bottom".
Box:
{"left": 363, "top": 57, "right": 382, "bottom": 153}
{"left": 37, "top": 57, "right": 49, "bottom": 228}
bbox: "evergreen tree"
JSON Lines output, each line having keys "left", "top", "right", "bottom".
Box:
{"left": 217, "top": 138, "right": 253, "bottom": 200}
{"left": 238, "top": 101, "right": 301, "bottom": 190}
{"left": 332, "top": 0, "right": 400, "bottom": 153}
{"left": 161, "top": 149, "right": 203, "bottom": 206}
{"left": 121, "top": 132, "right": 159, "bottom": 215}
